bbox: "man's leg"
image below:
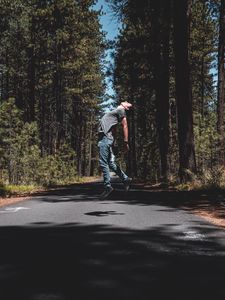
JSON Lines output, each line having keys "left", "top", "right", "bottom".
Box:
{"left": 98, "top": 138, "right": 114, "bottom": 198}
{"left": 98, "top": 139, "right": 111, "bottom": 188}
{"left": 108, "top": 147, "right": 128, "bottom": 182}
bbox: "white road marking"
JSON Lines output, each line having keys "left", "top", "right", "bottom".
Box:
{"left": 0, "top": 207, "right": 30, "bottom": 213}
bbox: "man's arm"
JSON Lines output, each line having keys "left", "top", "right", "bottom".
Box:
{"left": 121, "top": 117, "right": 129, "bottom": 151}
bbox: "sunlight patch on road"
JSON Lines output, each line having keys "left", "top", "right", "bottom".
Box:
{"left": 0, "top": 206, "right": 30, "bottom": 213}
{"left": 31, "top": 293, "right": 65, "bottom": 300}
{"left": 182, "top": 230, "right": 205, "bottom": 240}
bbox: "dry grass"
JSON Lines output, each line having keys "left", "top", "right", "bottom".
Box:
{"left": 0, "top": 177, "right": 101, "bottom": 207}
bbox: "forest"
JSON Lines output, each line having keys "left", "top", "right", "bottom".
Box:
{"left": 0, "top": 0, "right": 224, "bottom": 192}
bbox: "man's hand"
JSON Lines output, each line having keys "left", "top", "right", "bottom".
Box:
{"left": 123, "top": 141, "right": 129, "bottom": 152}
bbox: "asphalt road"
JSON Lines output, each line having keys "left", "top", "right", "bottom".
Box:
{"left": 0, "top": 181, "right": 225, "bottom": 300}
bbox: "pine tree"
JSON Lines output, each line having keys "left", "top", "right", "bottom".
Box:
{"left": 0, "top": 0, "right": 105, "bottom": 182}
{"left": 217, "top": 0, "right": 225, "bottom": 164}
{"left": 173, "top": 0, "right": 197, "bottom": 182}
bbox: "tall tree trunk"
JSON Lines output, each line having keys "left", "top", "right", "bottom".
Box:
{"left": 198, "top": 52, "right": 205, "bottom": 172}
{"left": 173, "top": 0, "right": 196, "bottom": 182}
{"left": 77, "top": 112, "right": 83, "bottom": 177}
{"left": 82, "top": 121, "right": 87, "bottom": 176}
{"left": 54, "top": 44, "right": 63, "bottom": 149}
{"left": 0, "top": 71, "right": 3, "bottom": 103}
{"left": 217, "top": 0, "right": 225, "bottom": 165}
{"left": 5, "top": 51, "right": 9, "bottom": 100}
{"left": 127, "top": 65, "right": 137, "bottom": 178}
{"left": 27, "top": 16, "right": 36, "bottom": 122}
{"left": 54, "top": 4, "right": 64, "bottom": 149}
{"left": 130, "top": 108, "right": 137, "bottom": 177}
{"left": 155, "top": 0, "right": 171, "bottom": 182}
{"left": 88, "top": 113, "right": 93, "bottom": 176}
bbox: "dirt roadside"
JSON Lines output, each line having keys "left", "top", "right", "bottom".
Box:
{"left": 182, "top": 201, "right": 225, "bottom": 228}
{"left": 0, "top": 195, "right": 33, "bottom": 208}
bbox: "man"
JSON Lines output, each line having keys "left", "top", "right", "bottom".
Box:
{"left": 98, "top": 101, "right": 132, "bottom": 199}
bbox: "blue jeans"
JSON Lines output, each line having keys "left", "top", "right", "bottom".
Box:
{"left": 98, "top": 136, "right": 128, "bottom": 188}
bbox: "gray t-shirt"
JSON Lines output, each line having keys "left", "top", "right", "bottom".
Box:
{"left": 99, "top": 107, "right": 126, "bottom": 140}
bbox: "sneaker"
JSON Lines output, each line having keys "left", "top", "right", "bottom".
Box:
{"left": 99, "top": 186, "right": 114, "bottom": 200}
{"left": 124, "top": 177, "right": 132, "bottom": 192}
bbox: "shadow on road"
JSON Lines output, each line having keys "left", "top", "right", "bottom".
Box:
{"left": 34, "top": 182, "right": 225, "bottom": 218}
{"left": 1, "top": 221, "right": 225, "bottom": 300}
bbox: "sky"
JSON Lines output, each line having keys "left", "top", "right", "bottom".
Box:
{"left": 93, "top": 0, "right": 120, "bottom": 41}
{"left": 92, "top": 0, "right": 121, "bottom": 105}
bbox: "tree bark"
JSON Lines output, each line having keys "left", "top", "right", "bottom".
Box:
{"left": 173, "top": 0, "right": 197, "bottom": 182}
{"left": 217, "top": 0, "right": 225, "bottom": 165}
{"left": 155, "top": 0, "right": 171, "bottom": 182}
{"left": 27, "top": 15, "right": 36, "bottom": 122}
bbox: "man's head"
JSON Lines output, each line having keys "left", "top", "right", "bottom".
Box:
{"left": 120, "top": 101, "right": 133, "bottom": 110}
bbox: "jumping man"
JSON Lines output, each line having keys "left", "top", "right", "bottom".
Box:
{"left": 98, "top": 101, "right": 132, "bottom": 199}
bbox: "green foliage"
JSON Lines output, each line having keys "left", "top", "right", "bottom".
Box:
{"left": 0, "top": 99, "right": 39, "bottom": 184}
{"left": 0, "top": 0, "right": 105, "bottom": 179}
{"left": 111, "top": 0, "right": 220, "bottom": 182}
{"left": 0, "top": 184, "right": 39, "bottom": 197}
{"left": 0, "top": 98, "right": 78, "bottom": 186}
{"left": 194, "top": 111, "right": 218, "bottom": 171}
{"left": 0, "top": 0, "right": 222, "bottom": 185}
{"left": 112, "top": 1, "right": 159, "bottom": 179}
{"left": 176, "top": 166, "right": 225, "bottom": 191}
{"left": 200, "top": 166, "right": 225, "bottom": 189}
{"left": 36, "top": 145, "right": 77, "bottom": 186}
